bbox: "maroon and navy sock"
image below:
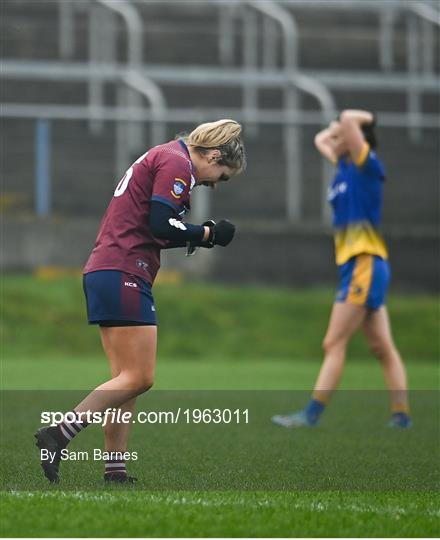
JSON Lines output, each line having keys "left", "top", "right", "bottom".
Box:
{"left": 57, "top": 412, "right": 89, "bottom": 446}
{"left": 105, "top": 459, "right": 127, "bottom": 478}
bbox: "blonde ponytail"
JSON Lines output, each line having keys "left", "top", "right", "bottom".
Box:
{"left": 187, "top": 119, "right": 242, "bottom": 148}
{"left": 180, "top": 119, "right": 246, "bottom": 173}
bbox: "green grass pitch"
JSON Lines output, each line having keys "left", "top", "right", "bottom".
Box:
{"left": 1, "top": 276, "right": 439, "bottom": 537}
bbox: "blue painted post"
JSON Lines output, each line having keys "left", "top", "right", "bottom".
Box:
{"left": 35, "top": 119, "right": 51, "bottom": 217}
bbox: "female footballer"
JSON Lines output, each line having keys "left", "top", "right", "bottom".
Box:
{"left": 35, "top": 119, "right": 247, "bottom": 482}
{"left": 272, "top": 110, "right": 411, "bottom": 429}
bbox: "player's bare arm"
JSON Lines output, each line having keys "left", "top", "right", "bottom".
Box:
{"left": 314, "top": 125, "right": 338, "bottom": 164}
{"left": 339, "top": 109, "right": 374, "bottom": 164}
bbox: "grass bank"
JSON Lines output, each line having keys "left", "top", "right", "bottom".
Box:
{"left": 2, "top": 275, "right": 438, "bottom": 361}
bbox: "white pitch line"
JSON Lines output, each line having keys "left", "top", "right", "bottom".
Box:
{"left": 6, "top": 491, "right": 440, "bottom": 518}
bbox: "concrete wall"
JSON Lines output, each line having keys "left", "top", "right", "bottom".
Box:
{"left": 3, "top": 217, "right": 438, "bottom": 293}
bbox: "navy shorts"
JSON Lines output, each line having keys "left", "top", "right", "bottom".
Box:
{"left": 335, "top": 254, "right": 390, "bottom": 310}
{"left": 83, "top": 270, "right": 157, "bottom": 326}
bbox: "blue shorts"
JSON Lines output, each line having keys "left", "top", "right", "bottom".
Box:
{"left": 83, "top": 270, "right": 157, "bottom": 326}
{"left": 335, "top": 254, "right": 390, "bottom": 310}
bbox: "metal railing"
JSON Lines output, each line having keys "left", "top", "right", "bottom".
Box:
{"left": 116, "top": 71, "right": 167, "bottom": 176}
{"left": 243, "top": 1, "right": 303, "bottom": 221}
{"left": 58, "top": 0, "right": 149, "bottom": 146}
{"left": 2, "top": 57, "right": 439, "bottom": 220}
{"left": 4, "top": 102, "right": 439, "bottom": 128}
{"left": 3, "top": 0, "right": 439, "bottom": 222}
{"left": 275, "top": 0, "right": 439, "bottom": 59}
{"left": 404, "top": 3, "right": 440, "bottom": 141}
{"left": 1, "top": 59, "right": 338, "bottom": 222}
{"left": 89, "top": 0, "right": 145, "bottom": 148}
{"left": 55, "top": 0, "right": 337, "bottom": 222}
{"left": 4, "top": 102, "right": 438, "bottom": 219}
{"left": 208, "top": 0, "right": 337, "bottom": 219}
{"left": 275, "top": 0, "right": 440, "bottom": 140}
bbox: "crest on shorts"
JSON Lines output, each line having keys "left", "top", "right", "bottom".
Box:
{"left": 171, "top": 178, "right": 187, "bottom": 199}
{"left": 351, "top": 284, "right": 363, "bottom": 296}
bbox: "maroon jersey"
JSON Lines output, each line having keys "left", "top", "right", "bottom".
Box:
{"left": 84, "top": 139, "right": 195, "bottom": 284}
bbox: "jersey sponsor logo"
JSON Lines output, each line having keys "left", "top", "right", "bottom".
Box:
{"left": 124, "top": 281, "right": 138, "bottom": 288}
{"left": 169, "top": 218, "right": 187, "bottom": 231}
{"left": 327, "top": 182, "right": 347, "bottom": 201}
{"left": 136, "top": 259, "right": 149, "bottom": 271}
{"left": 171, "top": 178, "right": 187, "bottom": 199}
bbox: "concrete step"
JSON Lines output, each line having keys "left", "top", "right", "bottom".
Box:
{"left": 4, "top": 0, "right": 435, "bottom": 72}
{"left": 1, "top": 0, "right": 63, "bottom": 59}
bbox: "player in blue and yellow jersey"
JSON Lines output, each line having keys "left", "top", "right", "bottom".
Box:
{"left": 272, "top": 109, "right": 411, "bottom": 429}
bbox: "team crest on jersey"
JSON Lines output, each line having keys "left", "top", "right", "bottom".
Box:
{"left": 171, "top": 178, "right": 187, "bottom": 199}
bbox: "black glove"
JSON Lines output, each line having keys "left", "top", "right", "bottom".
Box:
{"left": 185, "top": 219, "right": 236, "bottom": 256}
{"left": 210, "top": 219, "right": 236, "bottom": 247}
{"left": 186, "top": 220, "right": 216, "bottom": 256}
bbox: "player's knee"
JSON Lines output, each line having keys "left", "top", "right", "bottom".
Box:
{"left": 122, "top": 371, "right": 154, "bottom": 394}
{"left": 369, "top": 339, "right": 392, "bottom": 361}
{"left": 322, "top": 336, "right": 344, "bottom": 355}
{"left": 136, "top": 373, "right": 154, "bottom": 394}
{"left": 322, "top": 338, "right": 332, "bottom": 354}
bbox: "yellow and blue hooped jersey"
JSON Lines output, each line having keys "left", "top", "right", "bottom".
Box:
{"left": 328, "top": 144, "right": 388, "bottom": 266}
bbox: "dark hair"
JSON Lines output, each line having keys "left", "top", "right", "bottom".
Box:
{"left": 361, "top": 118, "right": 378, "bottom": 149}
{"left": 336, "top": 112, "right": 378, "bottom": 149}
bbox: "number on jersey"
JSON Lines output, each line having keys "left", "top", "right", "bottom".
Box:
{"left": 114, "top": 150, "right": 149, "bottom": 197}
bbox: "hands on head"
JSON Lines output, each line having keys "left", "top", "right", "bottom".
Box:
{"left": 315, "top": 110, "right": 375, "bottom": 164}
